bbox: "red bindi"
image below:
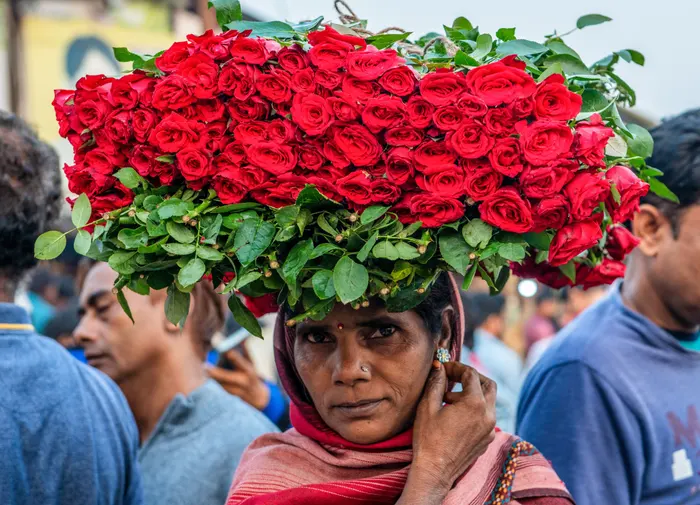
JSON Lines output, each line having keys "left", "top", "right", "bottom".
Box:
{"left": 337, "top": 323, "right": 344, "bottom": 330}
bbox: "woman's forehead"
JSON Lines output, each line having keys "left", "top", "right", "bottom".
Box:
{"left": 295, "top": 302, "right": 424, "bottom": 333}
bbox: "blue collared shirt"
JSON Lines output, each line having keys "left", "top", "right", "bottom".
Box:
{"left": 0, "top": 303, "right": 143, "bottom": 505}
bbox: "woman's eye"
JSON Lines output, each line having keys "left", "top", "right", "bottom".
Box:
{"left": 374, "top": 326, "right": 397, "bottom": 338}
{"left": 305, "top": 332, "right": 330, "bottom": 344}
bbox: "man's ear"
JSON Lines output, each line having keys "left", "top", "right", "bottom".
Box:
{"left": 437, "top": 306, "right": 455, "bottom": 350}
{"left": 631, "top": 204, "right": 673, "bottom": 257}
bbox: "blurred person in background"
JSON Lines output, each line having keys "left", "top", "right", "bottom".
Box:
{"left": 74, "top": 262, "right": 278, "bottom": 505}
{"left": 518, "top": 109, "right": 700, "bottom": 505}
{"left": 558, "top": 286, "right": 607, "bottom": 327}
{"left": 469, "top": 293, "right": 522, "bottom": 432}
{"left": 523, "top": 288, "right": 562, "bottom": 372}
{"left": 0, "top": 111, "right": 142, "bottom": 504}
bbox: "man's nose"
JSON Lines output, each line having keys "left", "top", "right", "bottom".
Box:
{"left": 73, "top": 315, "right": 99, "bottom": 347}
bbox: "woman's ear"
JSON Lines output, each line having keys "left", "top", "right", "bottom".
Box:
{"left": 437, "top": 306, "right": 455, "bottom": 350}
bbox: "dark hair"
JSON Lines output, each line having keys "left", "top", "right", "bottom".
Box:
{"left": 66, "top": 36, "right": 120, "bottom": 79}
{"left": 412, "top": 272, "right": 452, "bottom": 335}
{"left": 0, "top": 111, "right": 62, "bottom": 286}
{"left": 643, "top": 109, "right": 700, "bottom": 233}
{"left": 467, "top": 293, "right": 505, "bottom": 328}
{"left": 28, "top": 267, "right": 56, "bottom": 295}
{"left": 44, "top": 305, "right": 80, "bottom": 341}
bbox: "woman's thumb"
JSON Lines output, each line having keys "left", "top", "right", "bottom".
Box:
{"left": 420, "top": 361, "right": 447, "bottom": 416}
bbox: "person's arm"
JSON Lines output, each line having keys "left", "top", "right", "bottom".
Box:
{"left": 517, "top": 362, "right": 644, "bottom": 505}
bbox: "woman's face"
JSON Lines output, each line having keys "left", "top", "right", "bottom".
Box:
{"left": 293, "top": 302, "right": 452, "bottom": 445}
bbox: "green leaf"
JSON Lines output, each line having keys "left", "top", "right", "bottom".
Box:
{"left": 225, "top": 20, "right": 296, "bottom": 39}
{"left": 462, "top": 219, "right": 493, "bottom": 249}
{"left": 454, "top": 50, "right": 480, "bottom": 67}
{"left": 197, "top": 246, "right": 225, "bottom": 261}
{"left": 576, "top": 14, "right": 612, "bottom": 30}
{"left": 642, "top": 166, "right": 664, "bottom": 177}
{"left": 316, "top": 214, "right": 338, "bottom": 236}
{"left": 297, "top": 209, "right": 312, "bottom": 234}
{"left": 610, "top": 183, "right": 622, "bottom": 205}
{"left": 462, "top": 263, "right": 478, "bottom": 291}
{"left": 118, "top": 228, "right": 149, "bottom": 249}
{"left": 537, "top": 62, "right": 563, "bottom": 83}
{"left": 312, "top": 269, "right": 336, "bottom": 300}
{"left": 235, "top": 271, "right": 262, "bottom": 291}
{"left": 201, "top": 214, "right": 223, "bottom": 245}
{"left": 497, "top": 243, "right": 526, "bottom": 262}
{"left": 228, "top": 294, "right": 263, "bottom": 338}
{"left": 158, "top": 199, "right": 192, "bottom": 220}
{"left": 452, "top": 16, "right": 473, "bottom": 30}
{"left": 275, "top": 225, "right": 297, "bottom": 242}
{"left": 496, "top": 27, "right": 516, "bottom": 41}
{"left": 496, "top": 39, "right": 548, "bottom": 57}
{"left": 545, "top": 40, "right": 581, "bottom": 59}
{"left": 222, "top": 211, "right": 259, "bottom": 230}
{"left": 523, "top": 232, "right": 552, "bottom": 250}
{"left": 143, "top": 195, "right": 163, "bottom": 211}
{"left": 399, "top": 221, "right": 423, "bottom": 238}
{"left": 108, "top": 251, "right": 137, "bottom": 275}
{"left": 439, "top": 232, "right": 473, "bottom": 275}
{"left": 166, "top": 221, "right": 195, "bottom": 244}
{"left": 296, "top": 185, "right": 334, "bottom": 207}
{"left": 275, "top": 205, "right": 300, "bottom": 227}
{"left": 178, "top": 258, "right": 206, "bottom": 287}
{"left": 361, "top": 205, "right": 390, "bottom": 225}
{"left": 72, "top": 194, "right": 92, "bottom": 229}
{"left": 535, "top": 250, "right": 549, "bottom": 264}
{"left": 281, "top": 239, "right": 314, "bottom": 286}
{"left": 207, "top": 202, "right": 261, "bottom": 214}
{"left": 580, "top": 89, "right": 610, "bottom": 114}
{"left": 627, "top": 124, "right": 654, "bottom": 159}
{"left": 372, "top": 241, "right": 400, "bottom": 261}
{"left": 234, "top": 219, "right": 275, "bottom": 266}
{"left": 165, "top": 285, "right": 190, "bottom": 327}
{"left": 493, "top": 267, "right": 511, "bottom": 293}
{"left": 357, "top": 231, "right": 379, "bottom": 263}
{"left": 386, "top": 287, "right": 429, "bottom": 312}
{"left": 366, "top": 32, "right": 411, "bottom": 50}
{"left": 113, "top": 47, "right": 145, "bottom": 64}
{"left": 444, "top": 25, "right": 469, "bottom": 41}
{"left": 470, "top": 33, "right": 493, "bottom": 61}
{"left": 559, "top": 261, "right": 577, "bottom": 283}
{"left": 310, "top": 242, "right": 343, "bottom": 259}
{"left": 74, "top": 230, "right": 92, "bottom": 255}
{"left": 391, "top": 260, "right": 414, "bottom": 282}
{"left": 333, "top": 256, "right": 369, "bottom": 304}
{"left": 115, "top": 289, "right": 134, "bottom": 323}
{"left": 208, "top": 0, "right": 242, "bottom": 28}
{"left": 291, "top": 16, "right": 324, "bottom": 33}
{"left": 648, "top": 178, "right": 680, "bottom": 204}
{"left": 128, "top": 277, "right": 150, "bottom": 296}
{"left": 621, "top": 49, "right": 644, "bottom": 66}
{"left": 162, "top": 243, "right": 196, "bottom": 255}
{"left": 544, "top": 54, "right": 591, "bottom": 75}
{"left": 147, "top": 271, "right": 173, "bottom": 290}
{"left": 114, "top": 167, "right": 144, "bottom": 189}
{"left": 395, "top": 242, "right": 421, "bottom": 260}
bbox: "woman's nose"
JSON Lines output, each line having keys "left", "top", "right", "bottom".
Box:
{"left": 332, "top": 339, "right": 369, "bottom": 387}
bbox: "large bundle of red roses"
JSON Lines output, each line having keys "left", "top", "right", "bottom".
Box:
{"left": 37, "top": 10, "right": 666, "bottom": 332}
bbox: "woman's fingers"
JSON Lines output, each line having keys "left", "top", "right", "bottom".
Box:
{"left": 417, "top": 361, "right": 448, "bottom": 417}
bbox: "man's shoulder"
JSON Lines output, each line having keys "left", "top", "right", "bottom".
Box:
{"left": 199, "top": 381, "right": 279, "bottom": 437}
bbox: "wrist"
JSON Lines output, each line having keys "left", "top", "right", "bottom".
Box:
{"left": 399, "top": 464, "right": 451, "bottom": 505}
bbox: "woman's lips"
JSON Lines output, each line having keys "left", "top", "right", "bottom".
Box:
{"left": 333, "top": 399, "right": 385, "bottom": 418}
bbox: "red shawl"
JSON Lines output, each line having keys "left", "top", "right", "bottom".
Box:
{"left": 227, "top": 275, "right": 572, "bottom": 505}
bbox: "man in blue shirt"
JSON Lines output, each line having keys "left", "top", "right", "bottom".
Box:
{"left": 518, "top": 109, "right": 700, "bottom": 505}
{"left": 0, "top": 111, "right": 143, "bottom": 504}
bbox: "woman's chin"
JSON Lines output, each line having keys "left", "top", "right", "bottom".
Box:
{"left": 335, "top": 422, "right": 395, "bottom": 445}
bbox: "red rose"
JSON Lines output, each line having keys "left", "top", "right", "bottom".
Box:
{"left": 488, "top": 138, "right": 523, "bottom": 177}
{"left": 315, "top": 69, "right": 343, "bottom": 90}
{"left": 151, "top": 74, "right": 196, "bottom": 112}
{"left": 190, "top": 30, "right": 232, "bottom": 61}
{"left": 75, "top": 99, "right": 111, "bottom": 130}
{"left": 419, "top": 69, "right": 468, "bottom": 106}
{"left": 479, "top": 187, "right": 534, "bottom": 233}
{"left": 309, "top": 41, "right": 353, "bottom": 71}
{"left": 308, "top": 25, "right": 366, "bottom": 49}
{"left": 148, "top": 113, "right": 202, "bottom": 153}
{"left": 484, "top": 107, "right": 517, "bottom": 136}
{"left": 243, "top": 293, "right": 280, "bottom": 318}
{"left": 342, "top": 77, "right": 381, "bottom": 104}
{"left": 409, "top": 193, "right": 464, "bottom": 228}
{"left": 197, "top": 99, "right": 226, "bottom": 123}
{"left": 89, "top": 184, "right": 134, "bottom": 220}
{"left": 361, "top": 96, "right": 407, "bottom": 133}
{"left": 75, "top": 74, "right": 113, "bottom": 92}
{"left": 511, "top": 98, "right": 534, "bottom": 119}
{"left": 277, "top": 46, "right": 310, "bottom": 73}
{"left": 103, "top": 110, "right": 132, "bottom": 144}
{"left": 386, "top": 147, "right": 415, "bottom": 186}
{"left": 255, "top": 68, "right": 292, "bottom": 103}
{"left": 298, "top": 144, "right": 326, "bottom": 170}
{"left": 177, "top": 148, "right": 213, "bottom": 184}
{"left": 108, "top": 78, "right": 139, "bottom": 110}
{"left": 64, "top": 163, "right": 112, "bottom": 195}
{"left": 132, "top": 108, "right": 158, "bottom": 143}
{"left": 462, "top": 158, "right": 503, "bottom": 202}
{"left": 406, "top": 95, "right": 435, "bottom": 128}
{"left": 156, "top": 41, "right": 191, "bottom": 73}
{"left": 517, "top": 120, "right": 574, "bottom": 166}
{"left": 202, "top": 122, "right": 228, "bottom": 152}
{"left": 564, "top": 172, "right": 610, "bottom": 221}
{"left": 84, "top": 149, "right": 116, "bottom": 176}
{"left": 605, "top": 165, "right": 650, "bottom": 223}
{"left": 323, "top": 140, "right": 351, "bottom": 169}
{"left": 414, "top": 140, "right": 457, "bottom": 170}
{"left": 327, "top": 95, "right": 360, "bottom": 121}
{"left": 532, "top": 195, "right": 570, "bottom": 232}
{"left": 222, "top": 142, "right": 247, "bottom": 165}
{"left": 234, "top": 121, "right": 268, "bottom": 145}
{"left": 268, "top": 119, "right": 295, "bottom": 144}
{"left": 218, "top": 63, "right": 256, "bottom": 101}
{"left": 177, "top": 53, "right": 219, "bottom": 99}
{"left": 230, "top": 37, "right": 274, "bottom": 65}
{"left": 450, "top": 120, "right": 495, "bottom": 159}
{"left": 246, "top": 142, "right": 297, "bottom": 175}
{"left": 573, "top": 114, "right": 614, "bottom": 168}
{"left": 606, "top": 225, "right": 640, "bottom": 261}
{"left": 290, "top": 93, "right": 333, "bottom": 136}
{"left": 520, "top": 159, "right": 577, "bottom": 198}
{"left": 465, "top": 55, "right": 536, "bottom": 106}
{"left": 383, "top": 126, "right": 422, "bottom": 148}
{"left": 534, "top": 74, "right": 582, "bottom": 121}
{"left": 456, "top": 93, "right": 487, "bottom": 118}
{"left": 416, "top": 164, "right": 466, "bottom": 198}
{"left": 227, "top": 96, "right": 270, "bottom": 122}
{"left": 129, "top": 145, "right": 157, "bottom": 177}
{"left": 346, "top": 48, "right": 403, "bottom": 81}
{"left": 548, "top": 218, "right": 603, "bottom": 266}
{"left": 433, "top": 106, "right": 464, "bottom": 131}
{"left": 212, "top": 168, "right": 250, "bottom": 204}
{"left": 333, "top": 124, "right": 383, "bottom": 167}
{"left": 371, "top": 179, "right": 402, "bottom": 204}
{"left": 378, "top": 66, "right": 417, "bottom": 96}
{"left": 53, "top": 89, "right": 75, "bottom": 135}
{"left": 290, "top": 68, "right": 317, "bottom": 94}
{"left": 511, "top": 258, "right": 573, "bottom": 289}
{"left": 579, "top": 259, "right": 626, "bottom": 289}
{"left": 337, "top": 171, "right": 374, "bottom": 205}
